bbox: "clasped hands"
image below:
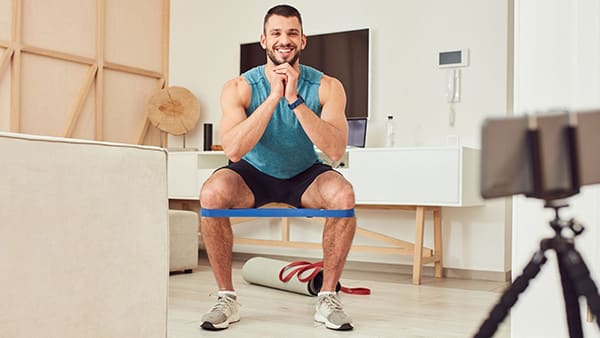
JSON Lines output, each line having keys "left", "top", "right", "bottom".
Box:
{"left": 269, "top": 63, "right": 299, "bottom": 104}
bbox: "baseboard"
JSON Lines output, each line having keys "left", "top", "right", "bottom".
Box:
{"left": 341, "top": 259, "right": 510, "bottom": 282}
{"left": 221, "top": 251, "right": 511, "bottom": 282}
{"left": 443, "top": 266, "right": 511, "bottom": 282}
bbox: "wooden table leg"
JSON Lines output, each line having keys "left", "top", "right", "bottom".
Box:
{"left": 412, "top": 206, "right": 425, "bottom": 285}
{"left": 433, "top": 207, "right": 443, "bottom": 278}
{"left": 281, "top": 217, "right": 290, "bottom": 242}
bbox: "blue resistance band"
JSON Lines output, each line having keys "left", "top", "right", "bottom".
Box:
{"left": 200, "top": 208, "right": 355, "bottom": 218}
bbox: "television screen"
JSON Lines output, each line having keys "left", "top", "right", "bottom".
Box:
{"left": 240, "top": 28, "right": 370, "bottom": 118}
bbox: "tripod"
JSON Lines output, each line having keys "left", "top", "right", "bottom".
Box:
{"left": 474, "top": 201, "right": 600, "bottom": 338}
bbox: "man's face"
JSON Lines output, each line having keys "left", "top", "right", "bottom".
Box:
{"left": 260, "top": 15, "right": 306, "bottom": 66}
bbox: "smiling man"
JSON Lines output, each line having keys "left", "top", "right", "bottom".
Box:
{"left": 198, "top": 4, "right": 357, "bottom": 332}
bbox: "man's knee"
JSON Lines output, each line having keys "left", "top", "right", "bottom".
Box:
{"left": 322, "top": 175, "right": 355, "bottom": 209}
{"left": 335, "top": 182, "right": 356, "bottom": 209}
{"left": 200, "top": 175, "right": 232, "bottom": 209}
{"left": 200, "top": 170, "right": 252, "bottom": 209}
{"left": 200, "top": 184, "right": 222, "bottom": 209}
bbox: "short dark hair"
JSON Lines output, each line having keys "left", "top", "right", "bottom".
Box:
{"left": 263, "top": 4, "right": 303, "bottom": 34}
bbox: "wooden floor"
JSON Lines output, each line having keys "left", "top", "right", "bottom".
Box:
{"left": 168, "top": 257, "right": 510, "bottom": 338}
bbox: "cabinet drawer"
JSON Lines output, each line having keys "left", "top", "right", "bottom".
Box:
{"left": 350, "top": 148, "right": 460, "bottom": 205}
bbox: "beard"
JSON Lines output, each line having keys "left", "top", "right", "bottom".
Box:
{"left": 267, "top": 44, "right": 301, "bottom": 66}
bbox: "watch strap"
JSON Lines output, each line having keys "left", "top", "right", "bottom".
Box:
{"left": 288, "top": 95, "right": 304, "bottom": 110}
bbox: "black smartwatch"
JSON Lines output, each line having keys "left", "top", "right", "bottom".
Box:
{"left": 288, "top": 95, "right": 304, "bottom": 110}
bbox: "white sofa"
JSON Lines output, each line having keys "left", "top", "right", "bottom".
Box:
{"left": 0, "top": 132, "right": 169, "bottom": 338}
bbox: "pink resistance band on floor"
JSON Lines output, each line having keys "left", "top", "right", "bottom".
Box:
{"left": 279, "top": 261, "right": 371, "bottom": 295}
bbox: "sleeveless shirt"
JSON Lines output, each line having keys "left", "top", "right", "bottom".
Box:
{"left": 241, "top": 64, "right": 323, "bottom": 179}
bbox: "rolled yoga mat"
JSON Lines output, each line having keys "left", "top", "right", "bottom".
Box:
{"left": 241, "top": 257, "right": 341, "bottom": 296}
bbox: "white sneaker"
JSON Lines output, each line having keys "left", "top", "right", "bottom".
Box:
{"left": 200, "top": 294, "right": 240, "bottom": 330}
{"left": 314, "top": 293, "right": 354, "bottom": 330}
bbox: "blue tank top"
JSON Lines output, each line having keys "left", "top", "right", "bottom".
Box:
{"left": 241, "top": 64, "right": 323, "bottom": 179}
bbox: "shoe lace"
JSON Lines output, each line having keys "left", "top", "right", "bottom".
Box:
{"left": 210, "top": 296, "right": 236, "bottom": 313}
{"left": 320, "top": 294, "right": 344, "bottom": 311}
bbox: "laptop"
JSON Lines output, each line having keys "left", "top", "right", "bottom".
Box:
{"left": 347, "top": 118, "right": 367, "bottom": 148}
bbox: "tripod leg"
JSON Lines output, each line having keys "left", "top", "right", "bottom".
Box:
{"left": 556, "top": 251, "right": 584, "bottom": 338}
{"left": 561, "top": 247, "right": 600, "bottom": 330}
{"left": 473, "top": 250, "right": 548, "bottom": 338}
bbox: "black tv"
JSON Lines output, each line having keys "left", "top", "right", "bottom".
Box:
{"left": 240, "top": 28, "right": 370, "bottom": 119}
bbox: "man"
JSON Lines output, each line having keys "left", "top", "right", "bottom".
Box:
{"left": 199, "top": 4, "right": 357, "bottom": 331}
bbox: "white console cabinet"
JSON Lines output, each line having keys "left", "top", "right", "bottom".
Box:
{"left": 167, "top": 150, "right": 228, "bottom": 200}
{"left": 167, "top": 146, "right": 482, "bottom": 207}
{"left": 345, "top": 147, "right": 482, "bottom": 206}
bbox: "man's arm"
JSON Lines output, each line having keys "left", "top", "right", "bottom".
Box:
{"left": 219, "top": 77, "right": 280, "bottom": 162}
{"left": 291, "top": 75, "right": 348, "bottom": 161}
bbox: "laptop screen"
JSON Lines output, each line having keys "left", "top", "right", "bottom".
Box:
{"left": 347, "top": 118, "right": 367, "bottom": 148}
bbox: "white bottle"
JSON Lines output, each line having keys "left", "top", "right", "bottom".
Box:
{"left": 385, "top": 115, "right": 395, "bottom": 147}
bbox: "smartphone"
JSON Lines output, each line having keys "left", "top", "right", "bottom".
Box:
{"left": 480, "top": 115, "right": 534, "bottom": 199}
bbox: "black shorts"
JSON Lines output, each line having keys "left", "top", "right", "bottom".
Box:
{"left": 217, "top": 159, "right": 336, "bottom": 208}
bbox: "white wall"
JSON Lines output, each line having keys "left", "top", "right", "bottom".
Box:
{"left": 169, "top": 0, "right": 513, "bottom": 274}
{"left": 512, "top": 0, "right": 600, "bottom": 337}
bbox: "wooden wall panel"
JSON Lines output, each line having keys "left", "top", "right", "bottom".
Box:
{"left": 0, "top": 0, "right": 169, "bottom": 146}
{"left": 0, "top": 46, "right": 10, "bottom": 78}
{"left": 19, "top": 53, "right": 92, "bottom": 137}
{"left": 103, "top": 70, "right": 160, "bottom": 144}
{"left": 22, "top": 0, "right": 96, "bottom": 58}
{"left": 0, "top": 0, "right": 10, "bottom": 40}
{"left": 71, "top": 84, "right": 96, "bottom": 140}
{"left": 143, "top": 116, "right": 162, "bottom": 146}
{"left": 0, "top": 47, "right": 9, "bottom": 131}
{"left": 0, "top": 0, "right": 11, "bottom": 131}
{"left": 105, "top": 0, "right": 163, "bottom": 72}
